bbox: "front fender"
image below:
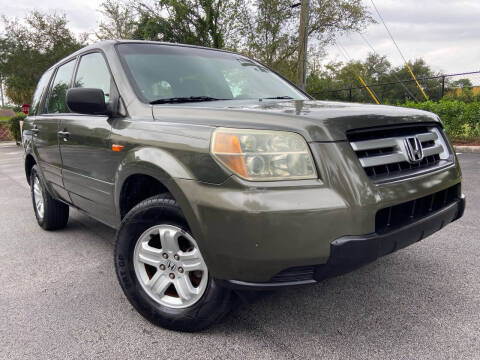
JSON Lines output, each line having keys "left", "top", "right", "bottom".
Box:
{"left": 116, "top": 146, "right": 194, "bottom": 181}
{"left": 113, "top": 147, "right": 211, "bottom": 247}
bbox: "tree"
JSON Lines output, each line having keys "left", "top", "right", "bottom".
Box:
{"left": 450, "top": 78, "right": 473, "bottom": 89}
{"left": 96, "top": 0, "right": 137, "bottom": 40}
{"left": 386, "top": 59, "right": 439, "bottom": 101}
{"left": 234, "top": 0, "right": 373, "bottom": 82}
{"left": 0, "top": 12, "right": 85, "bottom": 105}
{"left": 127, "top": 0, "right": 372, "bottom": 83}
{"left": 306, "top": 55, "right": 442, "bottom": 104}
{"left": 133, "top": 0, "right": 240, "bottom": 48}
{"left": 444, "top": 78, "right": 476, "bottom": 102}
{"left": 307, "top": 53, "right": 390, "bottom": 102}
{"left": 362, "top": 53, "right": 391, "bottom": 82}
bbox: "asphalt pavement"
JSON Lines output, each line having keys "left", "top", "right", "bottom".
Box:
{"left": 1, "top": 141, "right": 479, "bottom": 360}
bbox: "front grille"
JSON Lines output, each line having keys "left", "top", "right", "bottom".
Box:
{"left": 347, "top": 124, "right": 453, "bottom": 182}
{"left": 375, "top": 184, "right": 460, "bottom": 234}
{"left": 269, "top": 265, "right": 315, "bottom": 283}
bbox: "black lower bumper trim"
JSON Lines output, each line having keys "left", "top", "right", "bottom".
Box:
{"left": 219, "top": 278, "right": 317, "bottom": 291}
{"left": 220, "top": 195, "right": 465, "bottom": 291}
{"left": 315, "top": 195, "right": 465, "bottom": 281}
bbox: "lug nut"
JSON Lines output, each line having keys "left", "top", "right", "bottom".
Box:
{"left": 159, "top": 264, "right": 166, "bottom": 270}
{"left": 169, "top": 273, "right": 175, "bottom": 279}
{"left": 174, "top": 254, "right": 180, "bottom": 261}
{"left": 178, "top": 267, "right": 184, "bottom": 273}
{"left": 162, "top": 253, "right": 168, "bottom": 259}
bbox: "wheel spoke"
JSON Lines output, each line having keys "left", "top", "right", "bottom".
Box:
{"left": 180, "top": 249, "right": 203, "bottom": 272}
{"left": 159, "top": 228, "right": 180, "bottom": 253}
{"left": 148, "top": 273, "right": 171, "bottom": 296}
{"left": 138, "top": 242, "right": 163, "bottom": 266}
{"left": 34, "top": 182, "right": 41, "bottom": 198}
{"left": 173, "top": 276, "right": 197, "bottom": 301}
{"left": 33, "top": 177, "right": 44, "bottom": 218}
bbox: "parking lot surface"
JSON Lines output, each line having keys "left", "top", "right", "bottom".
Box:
{"left": 1, "top": 142, "right": 479, "bottom": 360}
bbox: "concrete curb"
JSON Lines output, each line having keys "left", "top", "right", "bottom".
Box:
{"left": 0, "top": 141, "right": 18, "bottom": 147}
{"left": 454, "top": 145, "right": 480, "bottom": 153}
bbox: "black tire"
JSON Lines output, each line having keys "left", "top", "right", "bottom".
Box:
{"left": 30, "top": 165, "right": 69, "bottom": 230}
{"left": 115, "top": 194, "right": 233, "bottom": 332}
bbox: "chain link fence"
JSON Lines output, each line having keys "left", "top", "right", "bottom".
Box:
{"left": 311, "top": 71, "right": 480, "bottom": 104}
{"left": 0, "top": 124, "right": 12, "bottom": 141}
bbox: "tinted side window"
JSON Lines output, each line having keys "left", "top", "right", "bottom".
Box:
{"left": 74, "top": 53, "right": 111, "bottom": 102}
{"left": 44, "top": 60, "right": 76, "bottom": 114}
{"left": 31, "top": 69, "right": 53, "bottom": 115}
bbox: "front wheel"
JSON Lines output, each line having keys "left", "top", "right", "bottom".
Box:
{"left": 115, "top": 195, "right": 233, "bottom": 332}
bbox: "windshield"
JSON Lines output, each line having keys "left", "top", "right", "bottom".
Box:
{"left": 116, "top": 43, "right": 308, "bottom": 103}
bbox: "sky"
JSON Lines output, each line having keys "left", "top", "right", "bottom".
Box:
{"left": 1, "top": 0, "right": 479, "bottom": 76}
{"left": 0, "top": 0, "right": 102, "bottom": 34}
{"left": 324, "top": 0, "right": 480, "bottom": 76}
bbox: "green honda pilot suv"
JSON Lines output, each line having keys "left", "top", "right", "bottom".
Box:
{"left": 22, "top": 40, "right": 465, "bottom": 331}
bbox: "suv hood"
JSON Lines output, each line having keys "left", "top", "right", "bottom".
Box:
{"left": 152, "top": 100, "right": 442, "bottom": 142}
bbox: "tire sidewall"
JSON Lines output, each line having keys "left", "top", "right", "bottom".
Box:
{"left": 115, "top": 198, "right": 230, "bottom": 331}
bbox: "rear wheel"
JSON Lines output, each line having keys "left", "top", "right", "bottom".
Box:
{"left": 30, "top": 165, "right": 69, "bottom": 230}
{"left": 115, "top": 194, "right": 233, "bottom": 332}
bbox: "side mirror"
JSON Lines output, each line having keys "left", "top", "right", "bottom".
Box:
{"left": 66, "top": 88, "right": 109, "bottom": 115}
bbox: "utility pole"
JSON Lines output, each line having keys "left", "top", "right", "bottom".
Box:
{"left": 296, "top": 0, "right": 310, "bottom": 90}
{"left": 0, "top": 77, "right": 4, "bottom": 108}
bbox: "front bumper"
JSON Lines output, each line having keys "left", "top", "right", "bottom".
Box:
{"left": 172, "top": 141, "right": 463, "bottom": 284}
{"left": 220, "top": 194, "right": 465, "bottom": 290}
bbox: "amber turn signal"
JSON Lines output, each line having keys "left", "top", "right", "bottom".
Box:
{"left": 212, "top": 132, "right": 248, "bottom": 177}
{"left": 112, "top": 144, "right": 124, "bottom": 152}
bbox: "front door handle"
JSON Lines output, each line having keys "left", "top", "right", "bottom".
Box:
{"left": 57, "top": 130, "right": 70, "bottom": 141}
{"left": 31, "top": 126, "right": 39, "bottom": 135}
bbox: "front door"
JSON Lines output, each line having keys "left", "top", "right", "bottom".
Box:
{"left": 34, "top": 61, "right": 77, "bottom": 202}
{"left": 58, "top": 52, "right": 117, "bottom": 226}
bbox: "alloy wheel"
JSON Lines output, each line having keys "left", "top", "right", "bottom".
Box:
{"left": 133, "top": 225, "right": 208, "bottom": 308}
{"left": 33, "top": 176, "right": 44, "bottom": 220}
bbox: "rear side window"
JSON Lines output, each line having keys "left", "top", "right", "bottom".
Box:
{"left": 44, "top": 60, "right": 76, "bottom": 114}
{"left": 31, "top": 69, "right": 53, "bottom": 115}
{"left": 74, "top": 52, "right": 111, "bottom": 103}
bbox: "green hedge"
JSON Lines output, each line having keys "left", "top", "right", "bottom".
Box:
{"left": 8, "top": 114, "right": 26, "bottom": 143}
{"left": 401, "top": 100, "right": 480, "bottom": 141}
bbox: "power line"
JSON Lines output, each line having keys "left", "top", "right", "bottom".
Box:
{"left": 359, "top": 33, "right": 376, "bottom": 54}
{"left": 369, "top": 0, "right": 429, "bottom": 100}
{"left": 336, "top": 42, "right": 351, "bottom": 62}
{"left": 369, "top": 0, "right": 408, "bottom": 64}
{"left": 336, "top": 41, "right": 380, "bottom": 104}
{"left": 359, "top": 32, "right": 418, "bottom": 101}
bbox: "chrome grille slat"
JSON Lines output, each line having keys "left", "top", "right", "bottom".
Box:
{"left": 350, "top": 137, "right": 400, "bottom": 151}
{"left": 416, "top": 132, "right": 438, "bottom": 142}
{"left": 359, "top": 152, "right": 406, "bottom": 167}
{"left": 347, "top": 124, "right": 453, "bottom": 183}
{"left": 422, "top": 144, "right": 444, "bottom": 157}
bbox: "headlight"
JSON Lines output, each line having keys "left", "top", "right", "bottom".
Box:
{"left": 211, "top": 128, "right": 317, "bottom": 181}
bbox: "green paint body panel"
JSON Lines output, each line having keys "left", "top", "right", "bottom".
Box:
{"left": 22, "top": 40, "right": 463, "bottom": 283}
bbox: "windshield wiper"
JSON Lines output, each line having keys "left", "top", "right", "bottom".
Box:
{"left": 149, "top": 96, "right": 231, "bottom": 104}
{"left": 260, "top": 96, "right": 294, "bottom": 100}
